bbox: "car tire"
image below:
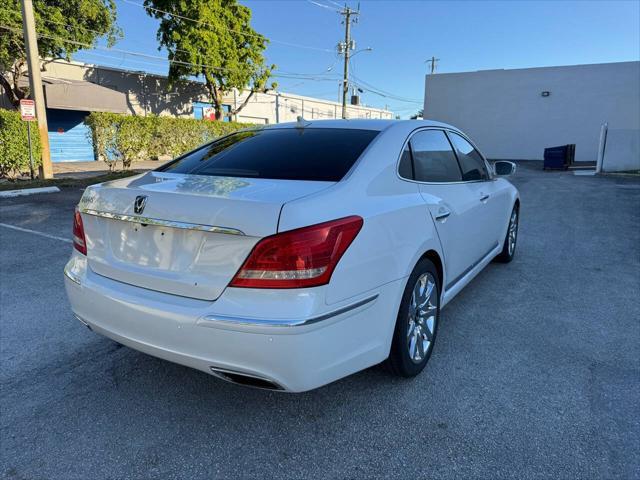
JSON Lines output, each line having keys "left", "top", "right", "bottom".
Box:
{"left": 386, "top": 258, "right": 440, "bottom": 378}
{"left": 494, "top": 204, "right": 519, "bottom": 263}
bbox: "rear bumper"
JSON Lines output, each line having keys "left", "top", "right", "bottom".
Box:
{"left": 64, "top": 252, "right": 404, "bottom": 392}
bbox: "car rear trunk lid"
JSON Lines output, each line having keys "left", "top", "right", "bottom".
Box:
{"left": 79, "top": 171, "right": 333, "bottom": 300}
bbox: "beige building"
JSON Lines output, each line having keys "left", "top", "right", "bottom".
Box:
{"left": 1, "top": 59, "right": 392, "bottom": 162}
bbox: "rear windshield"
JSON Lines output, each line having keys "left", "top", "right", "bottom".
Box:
{"left": 157, "top": 128, "right": 379, "bottom": 182}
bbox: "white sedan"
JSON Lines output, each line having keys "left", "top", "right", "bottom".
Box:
{"left": 64, "top": 119, "right": 519, "bottom": 392}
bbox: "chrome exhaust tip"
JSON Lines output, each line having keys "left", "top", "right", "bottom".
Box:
{"left": 209, "top": 366, "right": 284, "bottom": 391}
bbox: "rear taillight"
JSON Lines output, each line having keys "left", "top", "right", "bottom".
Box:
{"left": 230, "top": 216, "right": 364, "bottom": 289}
{"left": 73, "top": 208, "right": 87, "bottom": 255}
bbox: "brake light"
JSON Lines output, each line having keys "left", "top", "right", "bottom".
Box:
{"left": 73, "top": 208, "right": 87, "bottom": 255}
{"left": 230, "top": 216, "right": 364, "bottom": 289}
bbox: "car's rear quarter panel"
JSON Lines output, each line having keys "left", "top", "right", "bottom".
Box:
{"left": 278, "top": 123, "right": 444, "bottom": 309}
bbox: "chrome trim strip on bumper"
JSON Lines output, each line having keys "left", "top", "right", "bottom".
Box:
{"left": 73, "top": 314, "right": 92, "bottom": 331}
{"left": 79, "top": 208, "right": 245, "bottom": 236}
{"left": 64, "top": 265, "right": 82, "bottom": 285}
{"left": 198, "top": 294, "right": 379, "bottom": 328}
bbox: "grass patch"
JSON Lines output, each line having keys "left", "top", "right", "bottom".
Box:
{"left": 0, "top": 171, "right": 140, "bottom": 191}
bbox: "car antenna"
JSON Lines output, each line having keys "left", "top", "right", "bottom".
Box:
{"left": 296, "top": 116, "right": 311, "bottom": 129}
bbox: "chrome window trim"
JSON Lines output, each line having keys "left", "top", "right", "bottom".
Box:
{"left": 395, "top": 126, "right": 495, "bottom": 185}
{"left": 79, "top": 208, "right": 246, "bottom": 236}
{"left": 197, "top": 294, "right": 379, "bottom": 328}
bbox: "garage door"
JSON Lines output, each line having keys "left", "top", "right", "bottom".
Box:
{"left": 47, "top": 109, "right": 95, "bottom": 162}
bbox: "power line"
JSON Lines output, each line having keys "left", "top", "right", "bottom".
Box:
{"left": 37, "top": 17, "right": 118, "bottom": 39}
{"left": 355, "top": 86, "right": 423, "bottom": 104}
{"left": 119, "top": 0, "right": 334, "bottom": 53}
{"left": 351, "top": 73, "right": 422, "bottom": 101}
{"left": 39, "top": 16, "right": 342, "bottom": 78}
{"left": 70, "top": 51, "right": 170, "bottom": 74}
{"left": 3, "top": 24, "right": 350, "bottom": 92}
{"left": 41, "top": 57, "right": 391, "bottom": 115}
{"left": 33, "top": 17, "right": 342, "bottom": 78}
{"left": 37, "top": 17, "right": 193, "bottom": 56}
{"left": 324, "top": 0, "right": 347, "bottom": 9}
{"left": 1, "top": 24, "right": 226, "bottom": 70}
{"left": 0, "top": 24, "right": 338, "bottom": 82}
{"left": 306, "top": 0, "right": 338, "bottom": 12}
{"left": 350, "top": 72, "right": 423, "bottom": 103}
{"left": 2, "top": 18, "right": 395, "bottom": 112}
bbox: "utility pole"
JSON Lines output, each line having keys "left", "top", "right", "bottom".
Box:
{"left": 339, "top": 5, "right": 358, "bottom": 120}
{"left": 20, "top": 0, "right": 52, "bottom": 179}
{"left": 426, "top": 56, "right": 440, "bottom": 75}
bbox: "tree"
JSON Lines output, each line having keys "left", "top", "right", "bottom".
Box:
{"left": 144, "top": 0, "right": 276, "bottom": 121}
{"left": 410, "top": 109, "right": 424, "bottom": 120}
{"left": 0, "top": 0, "right": 120, "bottom": 107}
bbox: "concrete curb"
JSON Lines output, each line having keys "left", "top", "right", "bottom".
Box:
{"left": 0, "top": 186, "right": 61, "bottom": 198}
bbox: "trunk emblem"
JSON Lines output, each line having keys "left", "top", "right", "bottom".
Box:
{"left": 134, "top": 195, "right": 148, "bottom": 215}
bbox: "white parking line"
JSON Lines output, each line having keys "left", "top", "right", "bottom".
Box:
{"left": 0, "top": 222, "right": 72, "bottom": 243}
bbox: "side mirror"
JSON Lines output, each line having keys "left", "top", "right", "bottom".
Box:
{"left": 493, "top": 161, "right": 516, "bottom": 177}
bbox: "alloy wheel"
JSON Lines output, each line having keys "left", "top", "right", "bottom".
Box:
{"left": 508, "top": 209, "right": 518, "bottom": 256}
{"left": 407, "top": 272, "right": 438, "bottom": 363}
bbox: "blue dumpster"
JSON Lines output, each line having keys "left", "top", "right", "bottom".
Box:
{"left": 543, "top": 144, "right": 575, "bottom": 170}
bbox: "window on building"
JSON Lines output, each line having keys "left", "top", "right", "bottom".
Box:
{"left": 448, "top": 132, "right": 489, "bottom": 181}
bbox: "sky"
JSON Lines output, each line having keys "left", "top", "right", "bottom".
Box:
{"left": 74, "top": 0, "right": 640, "bottom": 118}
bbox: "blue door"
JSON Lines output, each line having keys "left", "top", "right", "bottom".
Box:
{"left": 47, "top": 109, "right": 95, "bottom": 162}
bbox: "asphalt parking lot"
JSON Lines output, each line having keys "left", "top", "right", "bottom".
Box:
{"left": 1, "top": 163, "right": 639, "bottom": 479}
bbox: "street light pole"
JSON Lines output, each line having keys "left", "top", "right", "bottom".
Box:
{"left": 20, "top": 0, "right": 52, "bottom": 179}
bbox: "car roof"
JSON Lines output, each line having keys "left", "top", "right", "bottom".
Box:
{"left": 261, "top": 118, "right": 457, "bottom": 132}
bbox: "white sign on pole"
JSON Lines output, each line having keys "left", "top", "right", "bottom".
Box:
{"left": 19, "top": 99, "right": 36, "bottom": 121}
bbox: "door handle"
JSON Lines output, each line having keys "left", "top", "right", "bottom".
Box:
{"left": 480, "top": 193, "right": 490, "bottom": 202}
{"left": 434, "top": 208, "right": 451, "bottom": 221}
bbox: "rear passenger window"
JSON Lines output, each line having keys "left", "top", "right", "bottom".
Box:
{"left": 409, "top": 130, "right": 462, "bottom": 182}
{"left": 448, "top": 132, "right": 489, "bottom": 181}
{"left": 398, "top": 145, "right": 413, "bottom": 179}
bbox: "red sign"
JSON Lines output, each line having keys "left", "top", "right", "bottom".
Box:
{"left": 202, "top": 106, "right": 217, "bottom": 121}
{"left": 19, "top": 99, "right": 36, "bottom": 121}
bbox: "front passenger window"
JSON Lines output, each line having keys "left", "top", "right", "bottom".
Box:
{"left": 448, "top": 132, "right": 489, "bottom": 181}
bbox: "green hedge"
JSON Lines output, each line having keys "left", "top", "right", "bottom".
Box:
{"left": 0, "top": 108, "right": 42, "bottom": 178}
{"left": 85, "top": 113, "right": 253, "bottom": 170}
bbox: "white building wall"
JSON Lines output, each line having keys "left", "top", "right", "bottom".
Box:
{"left": 424, "top": 62, "right": 640, "bottom": 162}
{"left": 602, "top": 129, "right": 640, "bottom": 172}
